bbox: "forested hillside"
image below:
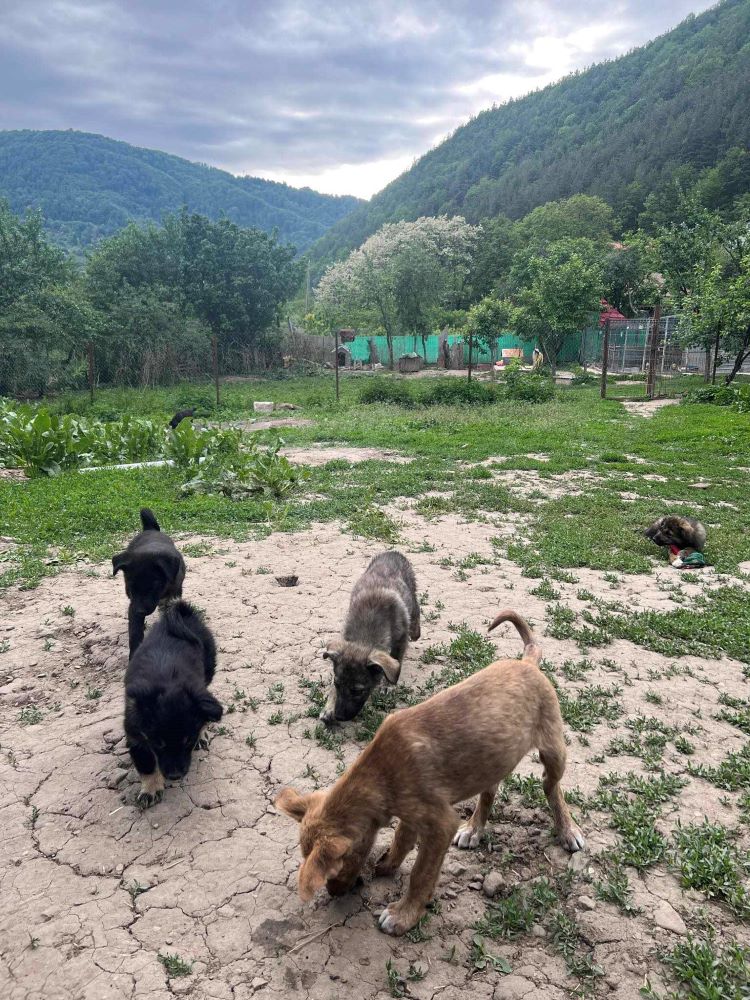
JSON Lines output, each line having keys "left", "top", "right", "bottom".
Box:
{"left": 0, "top": 130, "right": 361, "bottom": 253}
{"left": 311, "top": 0, "right": 750, "bottom": 265}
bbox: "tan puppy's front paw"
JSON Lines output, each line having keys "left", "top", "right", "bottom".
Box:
{"left": 562, "top": 822, "right": 585, "bottom": 852}
{"left": 377, "top": 902, "right": 423, "bottom": 936}
{"left": 453, "top": 824, "right": 482, "bottom": 849}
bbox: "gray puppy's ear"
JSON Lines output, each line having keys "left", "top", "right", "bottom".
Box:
{"left": 368, "top": 650, "right": 400, "bottom": 684}
{"left": 322, "top": 639, "right": 345, "bottom": 662}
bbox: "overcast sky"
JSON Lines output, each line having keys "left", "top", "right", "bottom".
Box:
{"left": 0, "top": 0, "right": 715, "bottom": 198}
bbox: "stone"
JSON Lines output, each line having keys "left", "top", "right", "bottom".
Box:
{"left": 653, "top": 900, "right": 686, "bottom": 935}
{"left": 253, "top": 401, "right": 275, "bottom": 414}
{"left": 483, "top": 871, "right": 505, "bottom": 897}
{"left": 530, "top": 923, "right": 547, "bottom": 939}
{"left": 579, "top": 895, "right": 596, "bottom": 911}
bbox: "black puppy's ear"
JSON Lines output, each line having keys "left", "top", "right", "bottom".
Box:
{"left": 113, "top": 552, "right": 130, "bottom": 576}
{"left": 195, "top": 691, "right": 223, "bottom": 722}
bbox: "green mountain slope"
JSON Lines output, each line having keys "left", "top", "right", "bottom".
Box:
{"left": 0, "top": 130, "right": 361, "bottom": 253}
{"left": 312, "top": 0, "right": 750, "bottom": 264}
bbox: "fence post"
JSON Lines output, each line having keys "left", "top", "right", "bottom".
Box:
{"left": 467, "top": 331, "right": 473, "bottom": 382}
{"left": 600, "top": 319, "right": 610, "bottom": 399}
{"left": 646, "top": 304, "right": 662, "bottom": 400}
{"left": 87, "top": 341, "right": 95, "bottom": 403}
{"left": 211, "top": 335, "right": 220, "bottom": 407}
{"left": 712, "top": 326, "right": 721, "bottom": 384}
{"left": 335, "top": 328, "right": 340, "bottom": 402}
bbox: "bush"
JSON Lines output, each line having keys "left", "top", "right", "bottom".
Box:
{"left": 503, "top": 362, "right": 555, "bottom": 402}
{"left": 358, "top": 378, "right": 413, "bottom": 406}
{"left": 419, "top": 379, "right": 497, "bottom": 406}
{"left": 570, "top": 368, "right": 599, "bottom": 386}
{"left": 684, "top": 382, "right": 750, "bottom": 411}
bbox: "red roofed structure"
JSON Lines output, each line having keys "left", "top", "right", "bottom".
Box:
{"left": 599, "top": 299, "right": 626, "bottom": 326}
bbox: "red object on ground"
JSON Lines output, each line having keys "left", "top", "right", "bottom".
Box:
{"left": 669, "top": 544, "right": 681, "bottom": 555}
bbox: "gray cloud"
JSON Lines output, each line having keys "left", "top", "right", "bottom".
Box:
{"left": 0, "top": 0, "right": 715, "bottom": 195}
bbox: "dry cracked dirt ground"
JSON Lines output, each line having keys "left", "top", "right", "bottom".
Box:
{"left": 1, "top": 478, "right": 749, "bottom": 1000}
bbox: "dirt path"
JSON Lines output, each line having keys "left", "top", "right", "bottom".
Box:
{"left": 1, "top": 510, "right": 748, "bottom": 999}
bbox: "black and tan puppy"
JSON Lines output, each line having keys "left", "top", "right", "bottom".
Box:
{"left": 644, "top": 515, "right": 706, "bottom": 552}
{"left": 124, "top": 600, "right": 223, "bottom": 804}
{"left": 113, "top": 509, "right": 186, "bottom": 656}
{"left": 319, "top": 551, "right": 420, "bottom": 724}
{"left": 169, "top": 407, "right": 196, "bottom": 430}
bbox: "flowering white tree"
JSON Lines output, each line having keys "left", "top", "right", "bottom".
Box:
{"left": 315, "top": 216, "right": 479, "bottom": 368}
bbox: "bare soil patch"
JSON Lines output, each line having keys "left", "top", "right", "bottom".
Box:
{"left": 621, "top": 398, "right": 680, "bottom": 418}
{"left": 281, "top": 446, "right": 412, "bottom": 466}
{"left": 1, "top": 510, "right": 749, "bottom": 999}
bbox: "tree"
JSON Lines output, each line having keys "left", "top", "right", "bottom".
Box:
{"left": 315, "top": 216, "right": 479, "bottom": 368}
{"left": 465, "top": 296, "right": 515, "bottom": 367}
{"left": 0, "top": 200, "right": 89, "bottom": 395}
{"left": 511, "top": 239, "right": 604, "bottom": 375}
{"left": 516, "top": 195, "right": 615, "bottom": 248}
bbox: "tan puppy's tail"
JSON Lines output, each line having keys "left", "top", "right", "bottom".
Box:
{"left": 488, "top": 609, "right": 542, "bottom": 665}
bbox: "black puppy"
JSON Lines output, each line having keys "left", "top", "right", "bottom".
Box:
{"left": 169, "top": 407, "right": 196, "bottom": 430}
{"left": 319, "top": 551, "right": 420, "bottom": 724}
{"left": 124, "top": 600, "right": 223, "bottom": 804}
{"left": 113, "top": 509, "right": 186, "bottom": 656}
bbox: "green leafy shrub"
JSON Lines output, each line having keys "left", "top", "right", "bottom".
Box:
{"left": 684, "top": 382, "right": 750, "bottom": 411}
{"left": 503, "top": 362, "right": 555, "bottom": 402}
{"left": 358, "top": 378, "right": 413, "bottom": 406}
{"left": 181, "top": 436, "right": 307, "bottom": 500}
{"left": 419, "top": 379, "right": 497, "bottom": 406}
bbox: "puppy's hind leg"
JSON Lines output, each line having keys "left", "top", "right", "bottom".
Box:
{"left": 539, "top": 743, "right": 585, "bottom": 852}
{"left": 453, "top": 785, "right": 498, "bottom": 849}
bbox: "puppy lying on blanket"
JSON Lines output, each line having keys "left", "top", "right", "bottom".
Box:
{"left": 113, "top": 508, "right": 186, "bottom": 656}
{"left": 277, "top": 610, "right": 583, "bottom": 936}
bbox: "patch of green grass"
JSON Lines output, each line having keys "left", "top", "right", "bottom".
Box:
{"left": 654, "top": 934, "right": 750, "bottom": 1000}
{"left": 475, "top": 877, "right": 559, "bottom": 939}
{"left": 158, "top": 953, "right": 193, "bottom": 978}
{"left": 593, "top": 860, "right": 641, "bottom": 915}
{"left": 61, "top": 605, "right": 75, "bottom": 617}
{"left": 347, "top": 504, "right": 400, "bottom": 542}
{"left": 127, "top": 880, "right": 149, "bottom": 903}
{"left": 715, "top": 693, "right": 750, "bottom": 736}
{"left": 673, "top": 734, "right": 695, "bottom": 756}
{"left": 268, "top": 710, "right": 284, "bottom": 725}
{"left": 420, "top": 625, "right": 497, "bottom": 694}
{"left": 548, "top": 910, "right": 604, "bottom": 982}
{"left": 85, "top": 685, "right": 102, "bottom": 700}
{"left": 607, "top": 715, "right": 682, "bottom": 769}
{"left": 18, "top": 705, "right": 44, "bottom": 726}
{"left": 529, "top": 579, "right": 560, "bottom": 601}
{"left": 670, "top": 820, "right": 750, "bottom": 918}
{"left": 266, "top": 682, "right": 285, "bottom": 704}
{"left": 688, "top": 742, "right": 750, "bottom": 791}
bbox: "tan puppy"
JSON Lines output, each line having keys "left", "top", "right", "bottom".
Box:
{"left": 276, "top": 610, "right": 584, "bottom": 935}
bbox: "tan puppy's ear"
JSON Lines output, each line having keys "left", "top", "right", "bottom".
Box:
{"left": 322, "top": 639, "right": 345, "bottom": 661}
{"left": 368, "top": 650, "right": 400, "bottom": 684}
{"left": 275, "top": 787, "right": 311, "bottom": 822}
{"left": 298, "top": 836, "right": 352, "bottom": 901}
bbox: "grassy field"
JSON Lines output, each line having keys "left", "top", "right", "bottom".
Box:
{"left": 3, "top": 373, "right": 750, "bottom": 998}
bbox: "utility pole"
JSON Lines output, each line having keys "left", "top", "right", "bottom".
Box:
{"left": 305, "top": 261, "right": 311, "bottom": 313}
{"left": 467, "top": 331, "right": 473, "bottom": 382}
{"left": 646, "top": 304, "right": 662, "bottom": 400}
{"left": 212, "top": 335, "right": 220, "bottom": 407}
{"left": 334, "top": 328, "right": 340, "bottom": 402}
{"left": 600, "top": 318, "right": 610, "bottom": 399}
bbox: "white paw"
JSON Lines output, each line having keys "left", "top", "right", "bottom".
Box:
{"left": 377, "top": 908, "right": 399, "bottom": 935}
{"left": 564, "top": 825, "right": 586, "bottom": 852}
{"left": 453, "top": 824, "right": 482, "bottom": 849}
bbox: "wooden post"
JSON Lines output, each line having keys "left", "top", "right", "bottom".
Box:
{"left": 712, "top": 326, "right": 721, "bottom": 384}
{"left": 212, "top": 335, "right": 220, "bottom": 407}
{"left": 467, "top": 331, "right": 473, "bottom": 382}
{"left": 87, "top": 341, "right": 95, "bottom": 403}
{"left": 600, "top": 319, "right": 610, "bottom": 399}
{"left": 646, "top": 304, "right": 662, "bottom": 400}
{"left": 335, "top": 328, "right": 340, "bottom": 402}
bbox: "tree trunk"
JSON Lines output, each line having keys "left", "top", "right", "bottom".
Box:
{"left": 703, "top": 340, "right": 712, "bottom": 383}
{"left": 724, "top": 336, "right": 750, "bottom": 384}
{"left": 386, "top": 332, "right": 394, "bottom": 370}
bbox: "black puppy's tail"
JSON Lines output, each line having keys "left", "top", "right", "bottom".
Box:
{"left": 163, "top": 600, "right": 204, "bottom": 645}
{"left": 140, "top": 508, "right": 160, "bottom": 532}
{"left": 488, "top": 609, "right": 542, "bottom": 665}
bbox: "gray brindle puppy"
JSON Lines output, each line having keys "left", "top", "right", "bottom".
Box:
{"left": 320, "top": 551, "right": 421, "bottom": 724}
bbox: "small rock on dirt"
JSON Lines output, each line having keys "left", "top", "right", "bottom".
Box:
{"left": 653, "top": 900, "right": 686, "bottom": 935}
{"left": 253, "top": 401, "right": 274, "bottom": 414}
{"left": 579, "top": 895, "right": 596, "bottom": 911}
{"left": 483, "top": 871, "right": 505, "bottom": 897}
